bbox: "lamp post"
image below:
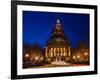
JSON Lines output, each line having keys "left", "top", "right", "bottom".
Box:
{"left": 25, "top": 53, "right": 29, "bottom": 58}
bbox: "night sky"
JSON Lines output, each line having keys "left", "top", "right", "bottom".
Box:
{"left": 23, "top": 11, "right": 89, "bottom": 48}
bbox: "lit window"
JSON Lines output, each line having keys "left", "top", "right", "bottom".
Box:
{"left": 56, "top": 38, "right": 61, "bottom": 42}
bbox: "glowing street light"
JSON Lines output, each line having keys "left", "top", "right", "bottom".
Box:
{"left": 25, "top": 53, "right": 29, "bottom": 58}
{"left": 73, "top": 56, "right": 76, "bottom": 59}
{"left": 77, "top": 55, "right": 80, "bottom": 59}
{"left": 35, "top": 56, "right": 39, "bottom": 60}
{"left": 40, "top": 57, "right": 43, "bottom": 61}
{"left": 84, "top": 52, "right": 88, "bottom": 56}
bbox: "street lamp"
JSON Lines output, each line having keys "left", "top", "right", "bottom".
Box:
{"left": 25, "top": 53, "right": 29, "bottom": 58}
{"left": 73, "top": 56, "right": 76, "bottom": 59}
{"left": 40, "top": 57, "right": 43, "bottom": 61}
{"left": 77, "top": 55, "right": 80, "bottom": 59}
{"left": 84, "top": 52, "right": 88, "bottom": 56}
{"left": 35, "top": 56, "right": 39, "bottom": 61}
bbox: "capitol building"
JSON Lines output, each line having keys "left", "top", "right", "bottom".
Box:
{"left": 23, "top": 19, "right": 89, "bottom": 68}
{"left": 45, "top": 19, "right": 71, "bottom": 64}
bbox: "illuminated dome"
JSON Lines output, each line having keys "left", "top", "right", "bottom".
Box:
{"left": 47, "top": 19, "right": 69, "bottom": 47}
{"left": 45, "top": 19, "right": 71, "bottom": 64}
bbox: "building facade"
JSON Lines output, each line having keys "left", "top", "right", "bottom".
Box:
{"left": 23, "top": 19, "right": 89, "bottom": 68}
{"left": 71, "top": 43, "right": 89, "bottom": 64}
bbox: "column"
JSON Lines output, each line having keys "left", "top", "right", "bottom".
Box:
{"left": 54, "top": 48, "right": 56, "bottom": 57}
{"left": 68, "top": 46, "right": 71, "bottom": 57}
{"left": 61, "top": 48, "right": 63, "bottom": 56}
{"left": 50, "top": 48, "right": 53, "bottom": 57}
{"left": 45, "top": 47, "right": 48, "bottom": 57}
{"left": 52, "top": 48, "right": 54, "bottom": 57}
{"left": 64, "top": 48, "right": 66, "bottom": 56}
{"left": 59, "top": 48, "right": 61, "bottom": 56}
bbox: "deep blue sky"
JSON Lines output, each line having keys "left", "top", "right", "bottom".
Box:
{"left": 23, "top": 11, "right": 89, "bottom": 48}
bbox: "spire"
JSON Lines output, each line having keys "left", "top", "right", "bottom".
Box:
{"left": 52, "top": 19, "right": 64, "bottom": 37}
{"left": 47, "top": 19, "right": 69, "bottom": 45}
{"left": 57, "top": 19, "right": 60, "bottom": 24}
{"left": 55, "top": 19, "right": 61, "bottom": 30}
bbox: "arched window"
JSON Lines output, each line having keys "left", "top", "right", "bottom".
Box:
{"left": 57, "top": 47, "right": 59, "bottom": 52}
